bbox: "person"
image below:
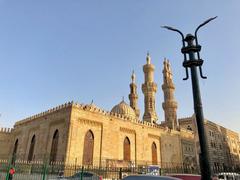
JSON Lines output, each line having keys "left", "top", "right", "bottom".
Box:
{"left": 8, "top": 167, "right": 15, "bottom": 180}
{"left": 58, "top": 171, "right": 64, "bottom": 178}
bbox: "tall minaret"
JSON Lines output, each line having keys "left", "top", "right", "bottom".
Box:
{"left": 162, "top": 59, "right": 178, "bottom": 129}
{"left": 142, "top": 53, "right": 158, "bottom": 123}
{"left": 129, "top": 71, "right": 140, "bottom": 118}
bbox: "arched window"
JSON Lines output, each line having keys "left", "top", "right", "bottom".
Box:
{"left": 28, "top": 135, "right": 36, "bottom": 161}
{"left": 82, "top": 130, "right": 94, "bottom": 165}
{"left": 11, "top": 139, "right": 18, "bottom": 164}
{"left": 50, "top": 130, "right": 59, "bottom": 163}
{"left": 123, "top": 137, "right": 131, "bottom": 161}
{"left": 12, "top": 139, "right": 18, "bottom": 156}
{"left": 149, "top": 98, "right": 153, "bottom": 109}
{"left": 152, "top": 142, "right": 157, "bottom": 165}
{"left": 187, "top": 125, "right": 192, "bottom": 131}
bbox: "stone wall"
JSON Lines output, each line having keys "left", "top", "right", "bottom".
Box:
{"left": 9, "top": 103, "right": 72, "bottom": 162}
{"left": 0, "top": 127, "right": 13, "bottom": 159}
{"left": 179, "top": 116, "right": 240, "bottom": 168}
{"left": 65, "top": 103, "right": 195, "bottom": 166}
{"left": 0, "top": 102, "right": 197, "bottom": 168}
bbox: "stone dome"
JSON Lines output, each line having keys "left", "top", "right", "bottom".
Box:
{"left": 111, "top": 100, "right": 136, "bottom": 119}
{"left": 84, "top": 101, "right": 100, "bottom": 111}
{"left": 87, "top": 102, "right": 99, "bottom": 109}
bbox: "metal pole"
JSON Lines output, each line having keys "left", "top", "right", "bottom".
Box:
{"left": 80, "top": 166, "right": 84, "bottom": 180}
{"left": 162, "top": 16, "right": 217, "bottom": 180}
{"left": 185, "top": 35, "right": 211, "bottom": 180}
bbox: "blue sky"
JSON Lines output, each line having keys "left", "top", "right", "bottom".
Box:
{"left": 0, "top": 0, "right": 239, "bottom": 133}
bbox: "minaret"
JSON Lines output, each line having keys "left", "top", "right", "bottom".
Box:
{"left": 142, "top": 53, "right": 158, "bottom": 123}
{"left": 162, "top": 59, "right": 178, "bottom": 129}
{"left": 129, "top": 71, "right": 140, "bottom": 118}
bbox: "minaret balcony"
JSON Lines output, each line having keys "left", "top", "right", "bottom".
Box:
{"left": 162, "top": 83, "right": 175, "bottom": 90}
{"left": 143, "top": 64, "right": 155, "bottom": 72}
{"left": 129, "top": 94, "right": 138, "bottom": 99}
{"left": 142, "top": 82, "right": 157, "bottom": 92}
{"left": 162, "top": 101, "right": 178, "bottom": 109}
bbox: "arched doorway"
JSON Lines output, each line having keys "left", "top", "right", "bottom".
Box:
{"left": 152, "top": 142, "right": 157, "bottom": 165}
{"left": 28, "top": 135, "right": 36, "bottom": 161}
{"left": 123, "top": 137, "right": 131, "bottom": 161}
{"left": 50, "top": 130, "right": 59, "bottom": 163}
{"left": 12, "top": 139, "right": 18, "bottom": 156}
{"left": 82, "top": 130, "right": 94, "bottom": 165}
{"left": 11, "top": 139, "right": 18, "bottom": 164}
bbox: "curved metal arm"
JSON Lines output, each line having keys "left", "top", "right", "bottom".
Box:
{"left": 161, "top": 26, "right": 187, "bottom": 61}
{"left": 194, "top": 16, "right": 217, "bottom": 46}
{"left": 161, "top": 26, "right": 185, "bottom": 43}
{"left": 194, "top": 16, "right": 217, "bottom": 61}
{"left": 162, "top": 25, "right": 189, "bottom": 80}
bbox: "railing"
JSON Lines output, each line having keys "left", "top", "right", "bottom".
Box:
{"left": 1, "top": 158, "right": 240, "bottom": 180}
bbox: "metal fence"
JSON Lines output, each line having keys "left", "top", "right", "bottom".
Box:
{"left": 0, "top": 160, "right": 198, "bottom": 180}
{"left": 1, "top": 159, "right": 240, "bottom": 180}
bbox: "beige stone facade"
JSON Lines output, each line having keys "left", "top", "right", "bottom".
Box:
{"left": 0, "top": 128, "right": 13, "bottom": 159}
{"left": 179, "top": 115, "right": 240, "bottom": 169}
{"left": 0, "top": 102, "right": 196, "bottom": 167}
{"left": 9, "top": 104, "right": 71, "bottom": 161}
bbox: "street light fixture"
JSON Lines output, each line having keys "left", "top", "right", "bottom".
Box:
{"left": 162, "top": 16, "right": 217, "bottom": 180}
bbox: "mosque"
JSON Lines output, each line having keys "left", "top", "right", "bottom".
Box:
{"left": 1, "top": 53, "right": 237, "bottom": 169}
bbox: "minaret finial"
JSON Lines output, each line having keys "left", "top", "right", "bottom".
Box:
{"left": 122, "top": 96, "right": 124, "bottom": 102}
{"left": 91, "top": 100, "right": 94, "bottom": 104}
{"left": 146, "top": 52, "right": 151, "bottom": 64}
{"left": 131, "top": 70, "right": 136, "bottom": 83}
{"left": 163, "top": 57, "right": 167, "bottom": 70}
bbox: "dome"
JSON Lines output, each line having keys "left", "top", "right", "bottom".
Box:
{"left": 84, "top": 101, "right": 100, "bottom": 111}
{"left": 111, "top": 100, "right": 136, "bottom": 119}
{"left": 87, "top": 102, "right": 99, "bottom": 109}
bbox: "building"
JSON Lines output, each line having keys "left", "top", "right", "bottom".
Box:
{"left": 179, "top": 115, "right": 240, "bottom": 170}
{"left": 0, "top": 54, "right": 238, "bottom": 170}
{"left": 0, "top": 55, "right": 196, "bottom": 167}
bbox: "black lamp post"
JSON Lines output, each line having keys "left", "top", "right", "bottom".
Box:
{"left": 162, "top": 16, "right": 217, "bottom": 180}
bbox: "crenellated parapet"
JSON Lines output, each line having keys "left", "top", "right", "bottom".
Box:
{"left": 15, "top": 101, "right": 74, "bottom": 126}
{"left": 72, "top": 102, "right": 168, "bottom": 131}
{"left": 179, "top": 128, "right": 195, "bottom": 137}
{"left": 178, "top": 116, "right": 193, "bottom": 121}
{"left": 72, "top": 102, "right": 110, "bottom": 116}
{"left": 13, "top": 101, "right": 173, "bottom": 132}
{"left": 0, "top": 127, "right": 12, "bottom": 133}
{"left": 0, "top": 127, "right": 13, "bottom": 159}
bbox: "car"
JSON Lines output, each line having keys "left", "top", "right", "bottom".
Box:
{"left": 137, "top": 165, "right": 161, "bottom": 175}
{"left": 122, "top": 174, "right": 182, "bottom": 180}
{"left": 146, "top": 165, "right": 160, "bottom": 176}
{"left": 50, "top": 171, "right": 102, "bottom": 180}
{"left": 216, "top": 172, "right": 240, "bottom": 180}
{"left": 167, "top": 174, "right": 201, "bottom": 180}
